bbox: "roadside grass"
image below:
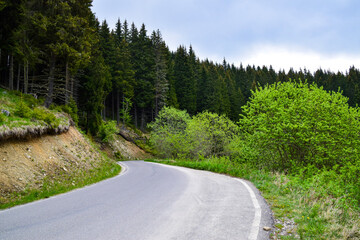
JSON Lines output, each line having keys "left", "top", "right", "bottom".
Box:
{"left": 0, "top": 154, "right": 120, "bottom": 209}
{"left": 149, "top": 158, "right": 360, "bottom": 240}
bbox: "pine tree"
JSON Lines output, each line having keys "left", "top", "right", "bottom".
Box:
{"left": 130, "top": 23, "right": 155, "bottom": 129}
{"left": 174, "top": 45, "right": 197, "bottom": 115}
{"left": 151, "top": 29, "right": 169, "bottom": 117}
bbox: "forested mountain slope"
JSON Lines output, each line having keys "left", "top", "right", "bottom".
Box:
{"left": 1, "top": 1, "right": 360, "bottom": 137}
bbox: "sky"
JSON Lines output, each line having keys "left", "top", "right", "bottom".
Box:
{"left": 91, "top": 0, "right": 360, "bottom": 73}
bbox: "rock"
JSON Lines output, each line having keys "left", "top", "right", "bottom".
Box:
{"left": 1, "top": 109, "right": 10, "bottom": 116}
{"left": 263, "top": 226, "right": 272, "bottom": 231}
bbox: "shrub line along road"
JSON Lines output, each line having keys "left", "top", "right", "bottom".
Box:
{"left": 0, "top": 161, "right": 273, "bottom": 240}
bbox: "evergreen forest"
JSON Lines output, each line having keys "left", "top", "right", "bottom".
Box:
{"left": 1, "top": 0, "right": 360, "bottom": 135}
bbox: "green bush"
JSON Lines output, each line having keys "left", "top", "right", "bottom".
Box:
{"left": 50, "top": 98, "right": 79, "bottom": 125}
{"left": 32, "top": 107, "right": 60, "bottom": 128}
{"left": 186, "top": 111, "right": 239, "bottom": 158}
{"left": 15, "top": 99, "right": 32, "bottom": 118}
{"left": 238, "top": 80, "right": 360, "bottom": 171}
{"left": 98, "top": 120, "right": 118, "bottom": 143}
{"left": 0, "top": 112, "right": 6, "bottom": 124}
{"left": 149, "top": 107, "right": 239, "bottom": 159}
{"left": 148, "top": 107, "right": 191, "bottom": 158}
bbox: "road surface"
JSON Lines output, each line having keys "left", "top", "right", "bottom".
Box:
{"left": 0, "top": 161, "right": 273, "bottom": 240}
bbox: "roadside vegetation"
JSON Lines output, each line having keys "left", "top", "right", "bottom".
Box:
{"left": 0, "top": 88, "right": 72, "bottom": 140}
{"left": 149, "top": 81, "right": 360, "bottom": 239}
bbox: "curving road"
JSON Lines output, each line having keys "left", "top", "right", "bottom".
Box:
{"left": 0, "top": 161, "right": 273, "bottom": 240}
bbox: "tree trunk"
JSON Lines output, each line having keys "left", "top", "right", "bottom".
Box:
{"left": 30, "top": 70, "right": 34, "bottom": 93}
{"left": 65, "top": 60, "right": 70, "bottom": 104}
{"left": 116, "top": 88, "right": 120, "bottom": 124}
{"left": 71, "top": 76, "right": 75, "bottom": 100}
{"left": 134, "top": 103, "right": 138, "bottom": 129}
{"left": 24, "top": 60, "right": 28, "bottom": 94}
{"left": 140, "top": 108, "right": 145, "bottom": 131}
{"left": 112, "top": 90, "right": 115, "bottom": 120}
{"left": 122, "top": 94, "right": 125, "bottom": 125}
{"left": 16, "top": 63, "right": 21, "bottom": 91}
{"left": 45, "top": 55, "right": 56, "bottom": 108}
{"left": 9, "top": 55, "right": 13, "bottom": 90}
{"left": 102, "top": 99, "right": 106, "bottom": 120}
{"left": 155, "top": 91, "right": 159, "bottom": 118}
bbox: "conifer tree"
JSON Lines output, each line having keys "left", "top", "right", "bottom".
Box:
{"left": 151, "top": 29, "right": 169, "bottom": 117}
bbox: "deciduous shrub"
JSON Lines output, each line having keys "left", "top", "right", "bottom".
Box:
{"left": 149, "top": 107, "right": 239, "bottom": 159}
{"left": 148, "top": 107, "right": 191, "bottom": 158}
{"left": 98, "top": 120, "right": 118, "bottom": 143}
{"left": 32, "top": 107, "right": 60, "bottom": 128}
{"left": 186, "top": 111, "right": 239, "bottom": 158}
{"left": 238, "top": 80, "right": 360, "bottom": 171}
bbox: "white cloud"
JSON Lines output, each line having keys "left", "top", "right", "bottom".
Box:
{"left": 231, "top": 44, "right": 360, "bottom": 73}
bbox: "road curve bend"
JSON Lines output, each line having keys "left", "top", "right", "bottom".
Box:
{"left": 0, "top": 161, "right": 273, "bottom": 240}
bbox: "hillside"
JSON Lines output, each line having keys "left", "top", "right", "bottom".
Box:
{"left": 0, "top": 89, "right": 151, "bottom": 208}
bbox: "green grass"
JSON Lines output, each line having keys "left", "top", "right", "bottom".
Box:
{"left": 0, "top": 88, "right": 68, "bottom": 131}
{"left": 148, "top": 157, "right": 360, "bottom": 239}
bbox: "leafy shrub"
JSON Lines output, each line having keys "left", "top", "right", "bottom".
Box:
{"left": 148, "top": 107, "right": 191, "bottom": 158}
{"left": 149, "top": 107, "right": 239, "bottom": 159}
{"left": 186, "top": 111, "right": 239, "bottom": 158}
{"left": 32, "top": 107, "right": 60, "bottom": 128}
{"left": 15, "top": 99, "right": 32, "bottom": 118}
{"left": 238, "top": 80, "right": 360, "bottom": 171}
{"left": 50, "top": 98, "right": 79, "bottom": 125}
{"left": 98, "top": 120, "right": 118, "bottom": 143}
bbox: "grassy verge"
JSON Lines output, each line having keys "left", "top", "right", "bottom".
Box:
{"left": 149, "top": 158, "right": 360, "bottom": 240}
{"left": 0, "top": 153, "right": 120, "bottom": 209}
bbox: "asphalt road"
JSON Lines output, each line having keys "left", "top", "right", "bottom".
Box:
{"left": 0, "top": 161, "right": 273, "bottom": 240}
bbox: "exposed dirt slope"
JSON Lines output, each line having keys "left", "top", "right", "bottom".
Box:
{"left": 0, "top": 126, "right": 151, "bottom": 203}
{"left": 0, "top": 127, "right": 104, "bottom": 198}
{"left": 103, "top": 134, "right": 152, "bottom": 160}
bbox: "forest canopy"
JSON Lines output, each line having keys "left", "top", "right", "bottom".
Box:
{"left": 1, "top": 0, "right": 360, "bottom": 135}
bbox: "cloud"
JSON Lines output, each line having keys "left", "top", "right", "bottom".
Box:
{"left": 92, "top": 0, "right": 360, "bottom": 72}
{"left": 232, "top": 44, "right": 360, "bottom": 73}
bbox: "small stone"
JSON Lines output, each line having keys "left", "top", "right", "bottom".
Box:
{"left": 263, "top": 226, "right": 272, "bottom": 231}
{"left": 2, "top": 158, "right": 6, "bottom": 161}
{"left": 18, "top": 178, "right": 23, "bottom": 181}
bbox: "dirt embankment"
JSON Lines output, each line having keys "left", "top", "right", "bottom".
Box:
{"left": 0, "top": 127, "right": 103, "bottom": 197}
{"left": 0, "top": 126, "right": 151, "bottom": 202}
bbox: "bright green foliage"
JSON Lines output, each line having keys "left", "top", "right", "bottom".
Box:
{"left": 238, "top": 80, "right": 360, "bottom": 171}
{"left": 149, "top": 107, "right": 238, "bottom": 159}
{"left": 15, "top": 99, "right": 32, "bottom": 118}
{"left": 98, "top": 120, "right": 118, "bottom": 143}
{"left": 0, "top": 112, "right": 5, "bottom": 124}
{"left": 63, "top": 98, "right": 79, "bottom": 125}
{"left": 120, "top": 97, "right": 132, "bottom": 125}
{"left": 148, "top": 107, "right": 191, "bottom": 158}
{"left": 32, "top": 107, "right": 59, "bottom": 128}
{"left": 186, "top": 111, "right": 239, "bottom": 158}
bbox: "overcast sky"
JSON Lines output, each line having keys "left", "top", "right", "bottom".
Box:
{"left": 92, "top": 0, "right": 360, "bottom": 73}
